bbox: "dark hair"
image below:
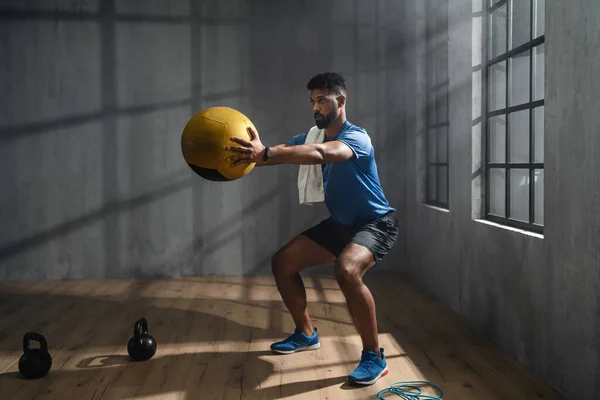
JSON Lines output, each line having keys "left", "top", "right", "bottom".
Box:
{"left": 306, "top": 72, "right": 347, "bottom": 96}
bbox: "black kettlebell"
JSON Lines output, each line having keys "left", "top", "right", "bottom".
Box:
{"left": 127, "top": 318, "right": 156, "bottom": 361}
{"left": 18, "top": 332, "right": 52, "bottom": 379}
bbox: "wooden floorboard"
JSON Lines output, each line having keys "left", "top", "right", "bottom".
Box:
{"left": 0, "top": 272, "right": 565, "bottom": 400}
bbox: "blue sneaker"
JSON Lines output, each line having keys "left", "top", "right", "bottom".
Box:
{"left": 270, "top": 328, "right": 321, "bottom": 354}
{"left": 348, "top": 348, "right": 389, "bottom": 385}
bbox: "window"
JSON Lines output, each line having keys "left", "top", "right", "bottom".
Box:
{"left": 482, "top": 0, "right": 544, "bottom": 233}
{"left": 425, "top": 0, "right": 450, "bottom": 209}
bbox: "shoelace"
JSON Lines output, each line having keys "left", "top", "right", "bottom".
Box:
{"left": 358, "top": 354, "right": 377, "bottom": 370}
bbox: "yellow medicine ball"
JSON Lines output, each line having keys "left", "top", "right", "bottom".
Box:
{"left": 181, "top": 106, "right": 257, "bottom": 181}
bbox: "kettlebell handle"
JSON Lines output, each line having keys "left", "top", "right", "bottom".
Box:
{"left": 22, "top": 332, "right": 48, "bottom": 354}
{"left": 134, "top": 318, "right": 149, "bottom": 339}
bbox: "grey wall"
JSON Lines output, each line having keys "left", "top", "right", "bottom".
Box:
{"left": 0, "top": 0, "right": 406, "bottom": 280}
{"left": 401, "top": 0, "right": 600, "bottom": 399}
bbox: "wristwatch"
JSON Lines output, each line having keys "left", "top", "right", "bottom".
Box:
{"left": 263, "top": 147, "right": 271, "bottom": 161}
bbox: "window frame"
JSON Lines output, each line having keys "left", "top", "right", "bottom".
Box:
{"left": 482, "top": 0, "right": 545, "bottom": 233}
{"left": 425, "top": 0, "right": 450, "bottom": 210}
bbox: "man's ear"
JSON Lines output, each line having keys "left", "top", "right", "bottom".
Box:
{"left": 336, "top": 94, "right": 346, "bottom": 108}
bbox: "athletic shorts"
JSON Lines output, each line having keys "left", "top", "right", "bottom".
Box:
{"left": 301, "top": 211, "right": 399, "bottom": 263}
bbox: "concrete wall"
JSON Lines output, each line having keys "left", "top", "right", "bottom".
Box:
{"left": 3, "top": 0, "right": 599, "bottom": 398}
{"left": 0, "top": 0, "right": 407, "bottom": 280}
{"left": 401, "top": 0, "right": 600, "bottom": 399}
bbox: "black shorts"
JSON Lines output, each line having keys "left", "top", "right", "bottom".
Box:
{"left": 301, "top": 211, "right": 399, "bottom": 263}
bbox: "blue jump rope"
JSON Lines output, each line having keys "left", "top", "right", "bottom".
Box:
{"left": 376, "top": 380, "right": 444, "bottom": 399}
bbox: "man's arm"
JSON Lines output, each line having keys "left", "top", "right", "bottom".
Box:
{"left": 257, "top": 141, "right": 353, "bottom": 166}
{"left": 226, "top": 127, "right": 354, "bottom": 167}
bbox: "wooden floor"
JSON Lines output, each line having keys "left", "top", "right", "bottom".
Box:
{"left": 0, "top": 272, "right": 564, "bottom": 400}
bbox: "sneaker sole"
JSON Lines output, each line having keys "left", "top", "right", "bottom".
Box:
{"left": 349, "top": 367, "right": 389, "bottom": 386}
{"left": 271, "top": 342, "right": 321, "bottom": 354}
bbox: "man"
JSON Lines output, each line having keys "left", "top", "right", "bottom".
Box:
{"left": 225, "top": 72, "right": 398, "bottom": 386}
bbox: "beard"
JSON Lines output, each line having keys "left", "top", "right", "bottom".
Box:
{"left": 314, "top": 110, "right": 337, "bottom": 129}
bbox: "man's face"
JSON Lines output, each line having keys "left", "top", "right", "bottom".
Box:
{"left": 310, "top": 89, "right": 340, "bottom": 129}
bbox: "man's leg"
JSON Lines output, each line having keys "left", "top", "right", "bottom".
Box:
{"left": 271, "top": 234, "right": 337, "bottom": 336}
{"left": 336, "top": 212, "right": 399, "bottom": 385}
{"left": 335, "top": 243, "right": 379, "bottom": 355}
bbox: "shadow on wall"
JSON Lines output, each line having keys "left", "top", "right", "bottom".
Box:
{"left": 0, "top": 0, "right": 406, "bottom": 280}
{"left": 0, "top": 1, "right": 291, "bottom": 280}
{"left": 0, "top": 175, "right": 293, "bottom": 277}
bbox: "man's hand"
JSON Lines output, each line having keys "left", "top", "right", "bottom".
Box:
{"left": 226, "top": 126, "right": 266, "bottom": 166}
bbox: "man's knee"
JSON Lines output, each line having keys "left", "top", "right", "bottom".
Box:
{"left": 334, "top": 261, "right": 362, "bottom": 286}
{"left": 335, "top": 245, "right": 376, "bottom": 285}
{"left": 271, "top": 248, "right": 293, "bottom": 277}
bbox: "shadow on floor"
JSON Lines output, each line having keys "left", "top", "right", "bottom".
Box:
{"left": 0, "top": 272, "right": 565, "bottom": 399}
{"left": 0, "top": 281, "right": 379, "bottom": 399}
{"left": 0, "top": 349, "right": 355, "bottom": 399}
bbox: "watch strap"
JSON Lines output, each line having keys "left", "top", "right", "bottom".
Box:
{"left": 263, "top": 147, "right": 271, "bottom": 161}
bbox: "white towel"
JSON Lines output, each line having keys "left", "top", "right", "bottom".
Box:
{"left": 298, "top": 126, "right": 325, "bottom": 205}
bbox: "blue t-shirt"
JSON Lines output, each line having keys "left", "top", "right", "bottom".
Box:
{"left": 287, "top": 120, "right": 395, "bottom": 227}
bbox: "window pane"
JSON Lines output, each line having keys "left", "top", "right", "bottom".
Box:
{"left": 428, "top": 129, "right": 436, "bottom": 162}
{"left": 533, "top": 43, "right": 545, "bottom": 101}
{"left": 509, "top": 110, "right": 529, "bottom": 163}
{"left": 533, "top": 106, "right": 544, "bottom": 162}
{"left": 510, "top": 169, "right": 529, "bottom": 222}
{"left": 489, "top": 61, "right": 506, "bottom": 111}
{"left": 436, "top": 46, "right": 448, "bottom": 84}
{"left": 438, "top": 166, "right": 448, "bottom": 204}
{"left": 438, "top": 126, "right": 448, "bottom": 163}
{"left": 436, "top": 89, "right": 448, "bottom": 123}
{"left": 428, "top": 167, "right": 437, "bottom": 200}
{"left": 490, "top": 168, "right": 506, "bottom": 217}
{"left": 534, "top": 169, "right": 544, "bottom": 225}
{"left": 534, "top": 0, "right": 545, "bottom": 37}
{"left": 510, "top": 0, "right": 531, "bottom": 50}
{"left": 489, "top": 4, "right": 507, "bottom": 59}
{"left": 428, "top": 60, "right": 435, "bottom": 88}
{"left": 510, "top": 51, "right": 530, "bottom": 106}
{"left": 473, "top": 69, "right": 482, "bottom": 120}
{"left": 489, "top": 115, "right": 506, "bottom": 163}
{"left": 473, "top": 14, "right": 483, "bottom": 68}
{"left": 427, "top": 95, "right": 436, "bottom": 125}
